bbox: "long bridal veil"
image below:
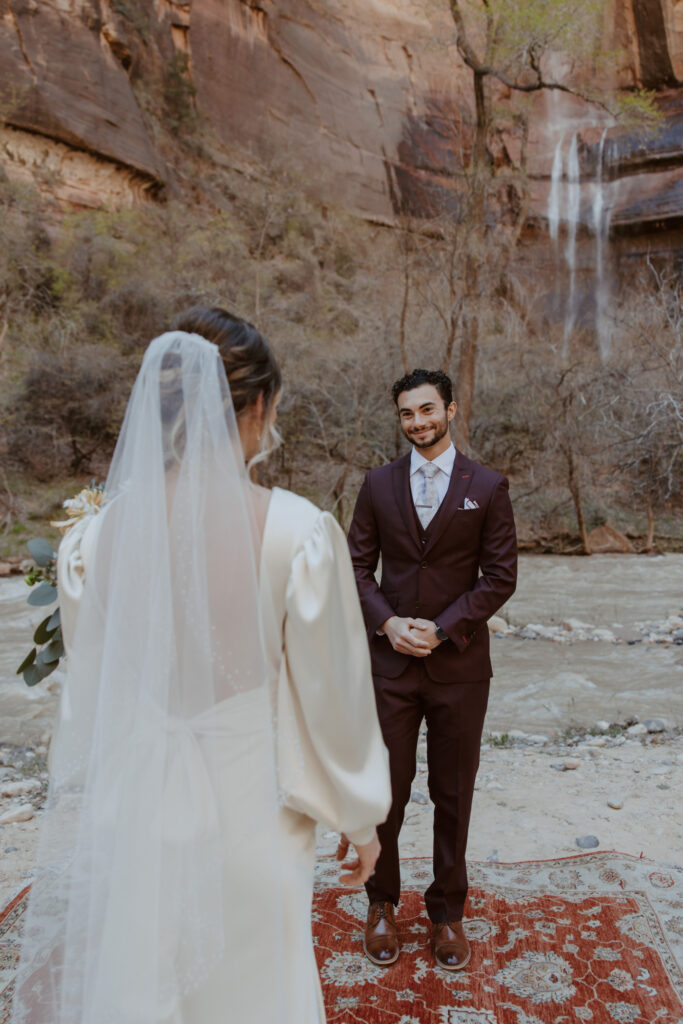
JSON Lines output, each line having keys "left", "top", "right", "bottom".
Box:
{"left": 11, "top": 332, "right": 286, "bottom": 1023}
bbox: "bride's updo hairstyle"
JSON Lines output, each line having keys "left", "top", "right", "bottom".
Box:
{"left": 171, "top": 305, "right": 282, "bottom": 468}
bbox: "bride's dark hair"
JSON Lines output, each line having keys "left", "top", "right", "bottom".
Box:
{"left": 172, "top": 306, "right": 282, "bottom": 417}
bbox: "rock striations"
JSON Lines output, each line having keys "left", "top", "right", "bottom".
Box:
{"left": 2, "top": 0, "right": 683, "bottom": 238}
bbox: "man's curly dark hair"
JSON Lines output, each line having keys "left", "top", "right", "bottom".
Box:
{"left": 391, "top": 368, "right": 453, "bottom": 408}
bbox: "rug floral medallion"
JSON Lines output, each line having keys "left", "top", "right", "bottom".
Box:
{"left": 1, "top": 853, "right": 682, "bottom": 1023}
{"left": 312, "top": 854, "right": 683, "bottom": 1024}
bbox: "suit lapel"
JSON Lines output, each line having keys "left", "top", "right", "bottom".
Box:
{"left": 423, "top": 450, "right": 476, "bottom": 555}
{"left": 392, "top": 454, "right": 422, "bottom": 553}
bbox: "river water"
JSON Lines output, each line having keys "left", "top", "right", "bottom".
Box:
{"left": 1, "top": 554, "right": 682, "bottom": 744}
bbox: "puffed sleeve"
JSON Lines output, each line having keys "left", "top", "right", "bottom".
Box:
{"left": 57, "top": 516, "right": 91, "bottom": 656}
{"left": 282, "top": 511, "right": 391, "bottom": 846}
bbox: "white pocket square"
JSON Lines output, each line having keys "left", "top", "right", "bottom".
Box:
{"left": 463, "top": 498, "right": 479, "bottom": 510}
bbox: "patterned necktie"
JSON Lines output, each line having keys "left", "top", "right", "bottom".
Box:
{"left": 416, "top": 462, "right": 440, "bottom": 530}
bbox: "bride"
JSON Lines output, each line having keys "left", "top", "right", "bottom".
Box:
{"left": 11, "top": 308, "right": 391, "bottom": 1024}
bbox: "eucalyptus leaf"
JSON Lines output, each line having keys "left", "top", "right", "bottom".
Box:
{"left": 23, "top": 664, "right": 45, "bottom": 687}
{"left": 34, "top": 615, "right": 58, "bottom": 645}
{"left": 27, "top": 582, "right": 58, "bottom": 607}
{"left": 16, "top": 647, "right": 37, "bottom": 675}
{"left": 47, "top": 607, "right": 61, "bottom": 630}
{"left": 24, "top": 659, "right": 56, "bottom": 686}
{"left": 37, "top": 646, "right": 60, "bottom": 667}
{"left": 27, "top": 538, "right": 55, "bottom": 567}
{"left": 44, "top": 636, "right": 65, "bottom": 662}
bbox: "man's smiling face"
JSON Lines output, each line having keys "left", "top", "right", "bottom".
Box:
{"left": 396, "top": 383, "right": 456, "bottom": 452}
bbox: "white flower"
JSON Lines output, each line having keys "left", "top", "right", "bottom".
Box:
{"left": 464, "top": 918, "right": 499, "bottom": 942}
{"left": 320, "top": 952, "right": 384, "bottom": 988}
{"left": 607, "top": 1002, "right": 640, "bottom": 1022}
{"left": 495, "top": 951, "right": 575, "bottom": 1004}
{"left": 608, "top": 969, "right": 634, "bottom": 992}
{"left": 595, "top": 947, "right": 622, "bottom": 961}
{"left": 439, "top": 1009, "right": 497, "bottom": 1023}
{"left": 335, "top": 996, "right": 360, "bottom": 1009}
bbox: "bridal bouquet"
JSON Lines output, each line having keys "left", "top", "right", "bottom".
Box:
{"left": 16, "top": 485, "right": 103, "bottom": 686}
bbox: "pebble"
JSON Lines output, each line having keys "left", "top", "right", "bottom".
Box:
{"left": 488, "top": 615, "right": 509, "bottom": 633}
{"left": 411, "top": 790, "right": 429, "bottom": 805}
{"left": 607, "top": 798, "right": 624, "bottom": 810}
{"left": 527, "top": 734, "right": 550, "bottom": 744}
{"left": 626, "top": 723, "right": 648, "bottom": 737}
{"left": 550, "top": 759, "right": 580, "bottom": 772}
{"left": 644, "top": 718, "right": 667, "bottom": 733}
{"left": 584, "top": 736, "right": 607, "bottom": 747}
{"left": 0, "top": 804, "right": 34, "bottom": 824}
{"left": 507, "top": 730, "right": 527, "bottom": 740}
{"left": 576, "top": 835, "right": 600, "bottom": 849}
{"left": 594, "top": 720, "right": 610, "bottom": 732}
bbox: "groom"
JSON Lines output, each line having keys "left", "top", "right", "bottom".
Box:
{"left": 348, "top": 368, "right": 517, "bottom": 971}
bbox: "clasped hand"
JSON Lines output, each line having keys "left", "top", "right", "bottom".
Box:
{"left": 381, "top": 616, "right": 443, "bottom": 657}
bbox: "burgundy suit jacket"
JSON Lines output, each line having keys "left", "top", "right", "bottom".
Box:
{"left": 347, "top": 449, "right": 518, "bottom": 683}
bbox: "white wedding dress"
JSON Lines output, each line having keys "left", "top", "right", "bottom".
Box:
{"left": 12, "top": 333, "right": 390, "bottom": 1024}
{"left": 55, "top": 485, "right": 391, "bottom": 1023}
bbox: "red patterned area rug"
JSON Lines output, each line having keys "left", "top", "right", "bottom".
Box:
{"left": 313, "top": 853, "right": 683, "bottom": 1024}
{"left": 1, "top": 854, "right": 682, "bottom": 1023}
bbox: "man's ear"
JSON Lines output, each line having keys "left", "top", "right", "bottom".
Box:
{"left": 447, "top": 402, "right": 457, "bottom": 422}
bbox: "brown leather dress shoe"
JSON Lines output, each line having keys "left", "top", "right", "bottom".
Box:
{"left": 433, "top": 921, "right": 471, "bottom": 971}
{"left": 363, "top": 901, "right": 399, "bottom": 966}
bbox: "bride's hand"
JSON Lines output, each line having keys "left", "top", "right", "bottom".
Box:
{"left": 338, "top": 833, "right": 381, "bottom": 887}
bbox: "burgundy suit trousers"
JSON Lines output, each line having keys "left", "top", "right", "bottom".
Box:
{"left": 365, "top": 661, "right": 490, "bottom": 923}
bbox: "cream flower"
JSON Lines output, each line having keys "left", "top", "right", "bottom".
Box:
{"left": 51, "top": 486, "right": 104, "bottom": 534}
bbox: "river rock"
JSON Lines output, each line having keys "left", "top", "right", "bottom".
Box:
{"left": 0, "top": 804, "right": 34, "bottom": 824}
{"left": 626, "top": 723, "right": 648, "bottom": 736}
{"left": 591, "top": 628, "right": 617, "bottom": 642}
{"left": 594, "top": 720, "right": 610, "bottom": 732}
{"left": 576, "top": 835, "right": 600, "bottom": 849}
{"left": 411, "top": 790, "right": 429, "bottom": 805}
{"left": 607, "top": 798, "right": 624, "bottom": 810}
{"left": 563, "top": 618, "right": 594, "bottom": 632}
{"left": 644, "top": 718, "right": 667, "bottom": 733}
{"left": 488, "top": 615, "right": 509, "bottom": 633}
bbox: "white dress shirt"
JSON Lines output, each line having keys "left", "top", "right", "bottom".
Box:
{"left": 410, "top": 442, "right": 456, "bottom": 513}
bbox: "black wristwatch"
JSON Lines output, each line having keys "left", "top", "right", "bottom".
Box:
{"left": 435, "top": 625, "right": 449, "bottom": 642}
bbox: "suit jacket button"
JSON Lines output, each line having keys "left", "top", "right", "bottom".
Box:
{"left": 420, "top": 561, "right": 428, "bottom": 569}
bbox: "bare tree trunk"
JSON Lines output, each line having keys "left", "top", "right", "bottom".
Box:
{"left": 454, "top": 316, "right": 478, "bottom": 453}
{"left": 399, "top": 257, "right": 411, "bottom": 373}
{"left": 567, "top": 449, "right": 591, "bottom": 554}
{"left": 645, "top": 493, "right": 656, "bottom": 551}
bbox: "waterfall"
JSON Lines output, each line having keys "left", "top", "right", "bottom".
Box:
{"left": 592, "top": 129, "right": 611, "bottom": 359}
{"left": 546, "top": 127, "right": 615, "bottom": 357}
{"left": 564, "top": 133, "right": 580, "bottom": 344}
{"left": 548, "top": 140, "right": 563, "bottom": 243}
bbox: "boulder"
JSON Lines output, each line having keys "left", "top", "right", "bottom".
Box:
{"left": 586, "top": 525, "right": 636, "bottom": 554}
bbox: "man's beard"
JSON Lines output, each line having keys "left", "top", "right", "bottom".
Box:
{"left": 404, "top": 417, "right": 450, "bottom": 450}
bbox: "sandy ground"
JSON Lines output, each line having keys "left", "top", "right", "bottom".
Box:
{"left": 1, "top": 553, "right": 683, "bottom": 909}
